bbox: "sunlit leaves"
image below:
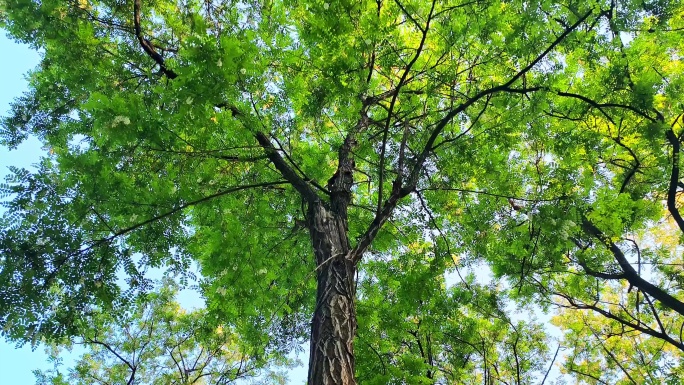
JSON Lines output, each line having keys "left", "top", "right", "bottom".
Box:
{"left": 2, "top": 0, "right": 684, "bottom": 383}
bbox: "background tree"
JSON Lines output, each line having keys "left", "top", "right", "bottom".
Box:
{"left": 32, "top": 280, "right": 289, "bottom": 385}
{"left": 553, "top": 298, "right": 684, "bottom": 384}
{"left": 355, "top": 245, "right": 553, "bottom": 384}
{"left": 1, "top": 0, "right": 683, "bottom": 384}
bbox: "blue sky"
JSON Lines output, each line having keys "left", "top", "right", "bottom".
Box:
{"left": 0, "top": 32, "right": 51, "bottom": 384}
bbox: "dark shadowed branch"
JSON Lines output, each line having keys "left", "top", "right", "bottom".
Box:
{"left": 581, "top": 218, "right": 684, "bottom": 317}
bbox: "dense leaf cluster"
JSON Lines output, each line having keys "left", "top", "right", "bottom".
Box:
{"left": 1, "top": 0, "right": 684, "bottom": 383}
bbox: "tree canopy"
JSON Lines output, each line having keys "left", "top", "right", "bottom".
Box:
{"left": 33, "top": 280, "right": 289, "bottom": 385}
{"left": 1, "top": 0, "right": 684, "bottom": 383}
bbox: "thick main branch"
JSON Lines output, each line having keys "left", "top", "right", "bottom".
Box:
{"left": 665, "top": 129, "right": 684, "bottom": 233}
{"left": 255, "top": 132, "right": 320, "bottom": 204}
{"left": 133, "top": 0, "right": 177, "bottom": 79}
{"left": 582, "top": 218, "right": 684, "bottom": 317}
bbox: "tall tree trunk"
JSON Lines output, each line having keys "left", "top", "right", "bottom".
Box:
{"left": 257, "top": 130, "right": 360, "bottom": 384}
{"left": 307, "top": 135, "right": 357, "bottom": 384}
{"left": 307, "top": 202, "right": 357, "bottom": 385}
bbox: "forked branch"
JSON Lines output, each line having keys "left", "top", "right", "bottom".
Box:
{"left": 554, "top": 292, "right": 684, "bottom": 351}
{"left": 133, "top": 0, "right": 177, "bottom": 78}
{"left": 350, "top": 9, "right": 593, "bottom": 262}
{"left": 582, "top": 218, "right": 684, "bottom": 317}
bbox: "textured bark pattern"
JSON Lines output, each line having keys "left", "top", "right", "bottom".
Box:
{"left": 306, "top": 134, "right": 358, "bottom": 385}
{"left": 307, "top": 205, "right": 357, "bottom": 384}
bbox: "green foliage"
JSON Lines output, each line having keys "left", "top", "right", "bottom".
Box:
{"left": 1, "top": 0, "right": 684, "bottom": 383}
{"left": 33, "top": 279, "right": 290, "bottom": 385}
{"left": 356, "top": 246, "right": 551, "bottom": 384}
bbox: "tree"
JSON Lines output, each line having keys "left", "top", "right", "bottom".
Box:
{"left": 436, "top": 0, "right": 684, "bottom": 381}
{"left": 33, "top": 280, "right": 288, "bottom": 385}
{"left": 553, "top": 298, "right": 684, "bottom": 384}
{"left": 1, "top": 0, "right": 683, "bottom": 383}
{"left": 354, "top": 247, "right": 553, "bottom": 384}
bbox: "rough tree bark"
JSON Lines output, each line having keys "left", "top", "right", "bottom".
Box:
{"left": 307, "top": 202, "right": 357, "bottom": 385}
{"left": 306, "top": 137, "right": 358, "bottom": 385}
